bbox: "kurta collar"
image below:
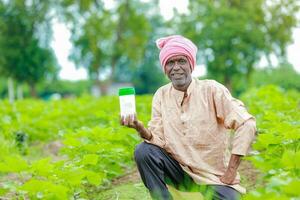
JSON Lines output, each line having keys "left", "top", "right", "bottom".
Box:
{"left": 170, "top": 78, "right": 196, "bottom": 105}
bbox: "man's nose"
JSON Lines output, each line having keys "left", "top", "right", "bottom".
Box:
{"left": 173, "top": 61, "right": 181, "bottom": 70}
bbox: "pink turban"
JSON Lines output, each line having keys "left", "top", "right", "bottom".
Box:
{"left": 156, "top": 35, "right": 198, "bottom": 73}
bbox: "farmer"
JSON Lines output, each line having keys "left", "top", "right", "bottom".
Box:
{"left": 121, "top": 35, "right": 256, "bottom": 200}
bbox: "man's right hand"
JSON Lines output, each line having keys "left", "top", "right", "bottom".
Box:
{"left": 120, "top": 114, "right": 143, "bottom": 130}
{"left": 120, "top": 114, "right": 152, "bottom": 140}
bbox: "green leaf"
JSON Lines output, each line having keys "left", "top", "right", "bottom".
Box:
{"left": 0, "top": 155, "right": 28, "bottom": 172}
{"left": 282, "top": 179, "right": 300, "bottom": 196}
{"left": 0, "top": 162, "right": 10, "bottom": 172}
{"left": 19, "top": 179, "right": 69, "bottom": 200}
{"left": 31, "top": 158, "right": 54, "bottom": 177}
{"left": 256, "top": 133, "right": 282, "bottom": 149}
{"left": 86, "top": 171, "right": 104, "bottom": 185}
{"left": 281, "top": 150, "right": 300, "bottom": 169}
{"left": 82, "top": 154, "right": 98, "bottom": 165}
{"left": 0, "top": 187, "right": 8, "bottom": 196}
{"left": 63, "top": 137, "right": 81, "bottom": 147}
{"left": 58, "top": 168, "right": 87, "bottom": 186}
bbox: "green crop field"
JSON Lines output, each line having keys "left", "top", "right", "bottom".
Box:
{"left": 0, "top": 86, "right": 299, "bottom": 200}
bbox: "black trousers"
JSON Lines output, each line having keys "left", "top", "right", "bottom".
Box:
{"left": 134, "top": 142, "right": 241, "bottom": 200}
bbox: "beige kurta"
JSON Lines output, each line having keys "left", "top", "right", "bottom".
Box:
{"left": 144, "top": 78, "right": 256, "bottom": 194}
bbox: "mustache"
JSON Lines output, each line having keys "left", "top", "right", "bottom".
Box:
{"left": 171, "top": 73, "right": 184, "bottom": 76}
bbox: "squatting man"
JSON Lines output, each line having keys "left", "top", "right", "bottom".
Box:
{"left": 121, "top": 35, "right": 256, "bottom": 200}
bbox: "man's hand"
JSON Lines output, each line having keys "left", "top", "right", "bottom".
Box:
{"left": 120, "top": 114, "right": 143, "bottom": 130}
{"left": 219, "top": 154, "right": 242, "bottom": 185}
{"left": 120, "top": 114, "right": 152, "bottom": 140}
{"left": 219, "top": 168, "right": 238, "bottom": 185}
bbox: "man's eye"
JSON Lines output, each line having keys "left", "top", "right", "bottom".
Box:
{"left": 167, "top": 61, "right": 175, "bottom": 66}
{"left": 179, "top": 59, "right": 187, "bottom": 64}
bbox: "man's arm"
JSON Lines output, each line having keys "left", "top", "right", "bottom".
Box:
{"left": 134, "top": 119, "right": 153, "bottom": 140}
{"left": 219, "top": 119, "right": 256, "bottom": 184}
{"left": 220, "top": 154, "right": 242, "bottom": 184}
{"left": 211, "top": 81, "right": 257, "bottom": 184}
{"left": 120, "top": 115, "right": 152, "bottom": 140}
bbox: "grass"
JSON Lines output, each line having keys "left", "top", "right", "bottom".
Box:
{"left": 98, "top": 182, "right": 151, "bottom": 200}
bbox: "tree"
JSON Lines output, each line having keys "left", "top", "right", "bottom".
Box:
{"left": 60, "top": 0, "right": 152, "bottom": 95}
{"left": 131, "top": 8, "right": 169, "bottom": 94}
{"left": 0, "top": 0, "right": 58, "bottom": 100}
{"left": 176, "top": 0, "right": 299, "bottom": 91}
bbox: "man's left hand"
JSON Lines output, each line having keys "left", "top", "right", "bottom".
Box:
{"left": 219, "top": 168, "right": 238, "bottom": 185}
{"left": 219, "top": 154, "right": 242, "bottom": 185}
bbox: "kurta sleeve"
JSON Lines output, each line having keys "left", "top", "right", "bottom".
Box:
{"left": 212, "top": 81, "right": 257, "bottom": 156}
{"left": 143, "top": 89, "right": 166, "bottom": 148}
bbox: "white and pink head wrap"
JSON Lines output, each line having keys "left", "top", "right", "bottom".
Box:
{"left": 156, "top": 35, "right": 198, "bottom": 73}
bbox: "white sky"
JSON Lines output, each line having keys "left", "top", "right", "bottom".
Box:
{"left": 51, "top": 0, "right": 300, "bottom": 80}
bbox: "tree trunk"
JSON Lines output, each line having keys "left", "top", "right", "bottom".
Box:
{"left": 8, "top": 77, "right": 15, "bottom": 104}
{"left": 17, "top": 84, "right": 23, "bottom": 100}
{"left": 29, "top": 83, "right": 37, "bottom": 98}
{"left": 99, "top": 81, "right": 109, "bottom": 96}
{"left": 93, "top": 70, "right": 108, "bottom": 96}
{"left": 105, "top": 57, "right": 117, "bottom": 95}
{"left": 245, "top": 63, "right": 254, "bottom": 86}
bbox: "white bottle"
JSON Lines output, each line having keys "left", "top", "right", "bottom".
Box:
{"left": 119, "top": 87, "right": 136, "bottom": 118}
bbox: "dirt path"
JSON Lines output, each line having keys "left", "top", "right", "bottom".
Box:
{"left": 238, "top": 160, "right": 261, "bottom": 190}
{"left": 111, "top": 167, "right": 141, "bottom": 185}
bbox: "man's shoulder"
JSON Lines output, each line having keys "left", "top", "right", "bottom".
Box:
{"left": 195, "top": 79, "right": 226, "bottom": 91}
{"left": 154, "top": 82, "right": 172, "bottom": 95}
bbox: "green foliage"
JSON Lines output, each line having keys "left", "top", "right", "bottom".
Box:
{"left": 19, "top": 179, "right": 69, "bottom": 200}
{"left": 37, "top": 80, "right": 93, "bottom": 98}
{"left": 0, "top": 96, "right": 123, "bottom": 142}
{"left": 99, "top": 182, "right": 151, "bottom": 200}
{"left": 0, "top": 95, "right": 152, "bottom": 199}
{"left": 1, "top": 86, "right": 299, "bottom": 199}
{"left": 0, "top": 78, "right": 7, "bottom": 98}
{"left": 241, "top": 85, "right": 300, "bottom": 199}
{"left": 0, "top": 155, "right": 28, "bottom": 173}
{"left": 65, "top": 0, "right": 153, "bottom": 95}
{"left": 131, "top": 15, "right": 169, "bottom": 94}
{"left": 249, "top": 64, "right": 300, "bottom": 91}
{"left": 0, "top": 0, "right": 58, "bottom": 90}
{"left": 177, "top": 0, "right": 299, "bottom": 91}
{"left": 0, "top": 79, "right": 93, "bottom": 99}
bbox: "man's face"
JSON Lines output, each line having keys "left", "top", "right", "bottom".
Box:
{"left": 165, "top": 55, "right": 192, "bottom": 90}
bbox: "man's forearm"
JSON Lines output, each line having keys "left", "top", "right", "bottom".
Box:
{"left": 220, "top": 154, "right": 243, "bottom": 184}
{"left": 227, "top": 154, "right": 242, "bottom": 172}
{"left": 136, "top": 124, "right": 152, "bottom": 140}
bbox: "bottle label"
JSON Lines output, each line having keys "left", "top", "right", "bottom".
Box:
{"left": 119, "top": 95, "right": 136, "bottom": 117}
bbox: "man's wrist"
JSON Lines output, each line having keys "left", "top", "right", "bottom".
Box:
{"left": 226, "top": 166, "right": 238, "bottom": 173}
{"left": 135, "top": 123, "right": 152, "bottom": 140}
{"left": 135, "top": 121, "right": 144, "bottom": 132}
{"left": 145, "top": 132, "right": 153, "bottom": 140}
{"left": 140, "top": 128, "right": 152, "bottom": 140}
{"left": 226, "top": 154, "right": 242, "bottom": 172}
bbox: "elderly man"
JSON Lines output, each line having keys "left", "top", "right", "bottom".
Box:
{"left": 121, "top": 35, "right": 256, "bottom": 200}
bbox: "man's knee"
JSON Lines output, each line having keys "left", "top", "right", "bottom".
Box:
{"left": 134, "top": 142, "right": 158, "bottom": 163}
